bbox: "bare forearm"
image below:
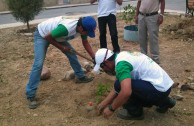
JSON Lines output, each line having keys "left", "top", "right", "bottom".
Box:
{"left": 135, "top": 1, "right": 141, "bottom": 16}
{"left": 160, "top": 0, "right": 165, "bottom": 14}
{"left": 111, "top": 91, "right": 130, "bottom": 110}
{"left": 101, "top": 90, "right": 117, "bottom": 106}
{"left": 110, "top": 79, "right": 132, "bottom": 110}
{"left": 82, "top": 40, "right": 95, "bottom": 58}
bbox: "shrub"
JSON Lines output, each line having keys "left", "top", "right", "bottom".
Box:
{"left": 121, "top": 4, "right": 136, "bottom": 24}
{"left": 6, "top": 0, "right": 43, "bottom": 31}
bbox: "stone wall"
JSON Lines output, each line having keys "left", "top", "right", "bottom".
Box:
{"left": 0, "top": 0, "right": 89, "bottom": 12}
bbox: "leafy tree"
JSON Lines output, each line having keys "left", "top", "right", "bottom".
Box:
{"left": 6, "top": 0, "right": 43, "bottom": 31}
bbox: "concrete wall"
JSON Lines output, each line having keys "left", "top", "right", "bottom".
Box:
{"left": 0, "top": 0, "right": 89, "bottom": 12}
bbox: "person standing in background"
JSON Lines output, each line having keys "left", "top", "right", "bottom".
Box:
{"left": 135, "top": 0, "right": 165, "bottom": 64}
{"left": 90, "top": 0, "right": 123, "bottom": 53}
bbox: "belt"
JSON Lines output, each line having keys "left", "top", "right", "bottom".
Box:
{"left": 139, "top": 11, "right": 158, "bottom": 16}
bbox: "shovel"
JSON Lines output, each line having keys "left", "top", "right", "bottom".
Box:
{"left": 70, "top": 49, "right": 93, "bottom": 63}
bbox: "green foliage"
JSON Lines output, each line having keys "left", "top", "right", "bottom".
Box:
{"left": 96, "top": 83, "right": 111, "bottom": 103}
{"left": 122, "top": 4, "right": 136, "bottom": 24}
{"left": 6, "top": 0, "right": 43, "bottom": 30}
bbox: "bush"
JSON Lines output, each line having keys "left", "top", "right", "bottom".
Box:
{"left": 122, "top": 4, "right": 136, "bottom": 24}
{"left": 6, "top": 0, "right": 43, "bottom": 31}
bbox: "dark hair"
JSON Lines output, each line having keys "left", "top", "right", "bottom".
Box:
{"left": 107, "top": 53, "right": 116, "bottom": 61}
{"left": 77, "top": 17, "right": 87, "bottom": 31}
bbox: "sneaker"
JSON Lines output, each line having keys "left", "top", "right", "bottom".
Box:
{"left": 28, "top": 97, "right": 38, "bottom": 109}
{"left": 156, "top": 98, "right": 176, "bottom": 113}
{"left": 75, "top": 76, "right": 94, "bottom": 83}
{"left": 117, "top": 108, "right": 144, "bottom": 120}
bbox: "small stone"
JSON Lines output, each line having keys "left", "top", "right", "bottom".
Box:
{"left": 23, "top": 33, "right": 33, "bottom": 36}
{"left": 41, "top": 67, "right": 51, "bottom": 80}
{"left": 63, "top": 70, "right": 75, "bottom": 81}
{"left": 180, "top": 84, "right": 194, "bottom": 91}
{"left": 171, "top": 31, "right": 175, "bottom": 35}
{"left": 172, "top": 94, "right": 184, "bottom": 101}
{"left": 86, "top": 102, "right": 95, "bottom": 111}
{"left": 33, "top": 114, "right": 38, "bottom": 117}
{"left": 172, "top": 82, "right": 179, "bottom": 88}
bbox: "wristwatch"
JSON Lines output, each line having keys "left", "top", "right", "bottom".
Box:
{"left": 160, "top": 13, "right": 164, "bottom": 17}
{"left": 109, "top": 104, "right": 115, "bottom": 112}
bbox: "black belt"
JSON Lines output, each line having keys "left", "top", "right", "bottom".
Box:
{"left": 139, "top": 11, "right": 158, "bottom": 16}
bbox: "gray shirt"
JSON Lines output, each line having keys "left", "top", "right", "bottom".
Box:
{"left": 139, "top": 0, "right": 160, "bottom": 13}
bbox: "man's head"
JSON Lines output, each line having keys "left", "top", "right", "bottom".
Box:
{"left": 93, "top": 48, "right": 116, "bottom": 75}
{"left": 80, "top": 16, "right": 96, "bottom": 38}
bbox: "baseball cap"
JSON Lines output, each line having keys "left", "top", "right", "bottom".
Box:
{"left": 82, "top": 16, "right": 96, "bottom": 38}
{"left": 93, "top": 48, "right": 114, "bottom": 73}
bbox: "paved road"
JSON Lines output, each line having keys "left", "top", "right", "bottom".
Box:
{"left": 0, "top": 0, "right": 186, "bottom": 25}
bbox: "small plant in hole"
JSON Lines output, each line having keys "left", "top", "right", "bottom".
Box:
{"left": 96, "top": 83, "right": 111, "bottom": 103}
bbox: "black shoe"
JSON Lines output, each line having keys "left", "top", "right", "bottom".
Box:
{"left": 117, "top": 108, "right": 144, "bottom": 120}
{"left": 156, "top": 98, "right": 176, "bottom": 113}
{"left": 75, "top": 76, "right": 94, "bottom": 83}
{"left": 28, "top": 97, "right": 38, "bottom": 109}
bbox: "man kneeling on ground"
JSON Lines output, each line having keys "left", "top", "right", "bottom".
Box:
{"left": 93, "top": 48, "right": 176, "bottom": 120}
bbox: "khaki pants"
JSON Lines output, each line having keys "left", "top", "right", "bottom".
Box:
{"left": 138, "top": 14, "right": 160, "bottom": 64}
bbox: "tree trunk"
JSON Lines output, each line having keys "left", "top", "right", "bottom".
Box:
{"left": 27, "top": 21, "right": 30, "bottom": 32}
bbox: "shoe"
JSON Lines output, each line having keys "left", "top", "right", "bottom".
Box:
{"left": 117, "top": 108, "right": 144, "bottom": 120}
{"left": 28, "top": 97, "right": 38, "bottom": 109}
{"left": 75, "top": 76, "right": 94, "bottom": 83}
{"left": 156, "top": 98, "right": 176, "bottom": 113}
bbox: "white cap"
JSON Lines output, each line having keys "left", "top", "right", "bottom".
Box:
{"left": 93, "top": 48, "right": 114, "bottom": 73}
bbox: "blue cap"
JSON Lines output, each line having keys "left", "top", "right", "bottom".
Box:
{"left": 82, "top": 16, "right": 96, "bottom": 38}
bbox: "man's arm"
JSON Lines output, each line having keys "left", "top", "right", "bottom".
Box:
{"left": 135, "top": 0, "right": 141, "bottom": 24}
{"left": 44, "top": 33, "right": 70, "bottom": 53}
{"left": 109, "top": 78, "right": 132, "bottom": 111}
{"left": 158, "top": 0, "right": 165, "bottom": 25}
{"left": 90, "top": 0, "right": 97, "bottom": 4}
{"left": 97, "top": 90, "right": 117, "bottom": 114}
{"left": 102, "top": 78, "right": 132, "bottom": 118}
{"left": 160, "top": 0, "right": 165, "bottom": 15}
{"left": 82, "top": 39, "right": 95, "bottom": 59}
{"left": 116, "top": 0, "right": 123, "bottom": 5}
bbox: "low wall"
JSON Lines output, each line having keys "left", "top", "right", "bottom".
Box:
{"left": 0, "top": 0, "right": 89, "bottom": 12}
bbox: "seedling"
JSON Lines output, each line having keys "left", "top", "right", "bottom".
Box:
{"left": 95, "top": 83, "right": 111, "bottom": 103}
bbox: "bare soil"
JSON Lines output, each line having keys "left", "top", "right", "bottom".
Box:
{"left": 0, "top": 14, "right": 194, "bottom": 126}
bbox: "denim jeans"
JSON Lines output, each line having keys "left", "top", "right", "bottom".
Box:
{"left": 26, "top": 29, "right": 85, "bottom": 98}
{"left": 98, "top": 14, "right": 120, "bottom": 53}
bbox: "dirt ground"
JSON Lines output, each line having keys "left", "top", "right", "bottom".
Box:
{"left": 0, "top": 14, "right": 194, "bottom": 126}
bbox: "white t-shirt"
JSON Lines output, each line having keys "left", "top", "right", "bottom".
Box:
{"left": 37, "top": 16, "right": 80, "bottom": 42}
{"left": 115, "top": 51, "right": 174, "bottom": 92}
{"left": 97, "top": 0, "right": 117, "bottom": 17}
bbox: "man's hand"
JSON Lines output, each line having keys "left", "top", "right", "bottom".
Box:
{"left": 102, "top": 107, "right": 114, "bottom": 119}
{"left": 158, "top": 14, "right": 163, "bottom": 25}
{"left": 97, "top": 103, "right": 106, "bottom": 115}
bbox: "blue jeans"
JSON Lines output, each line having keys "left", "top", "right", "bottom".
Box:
{"left": 26, "top": 29, "right": 85, "bottom": 98}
